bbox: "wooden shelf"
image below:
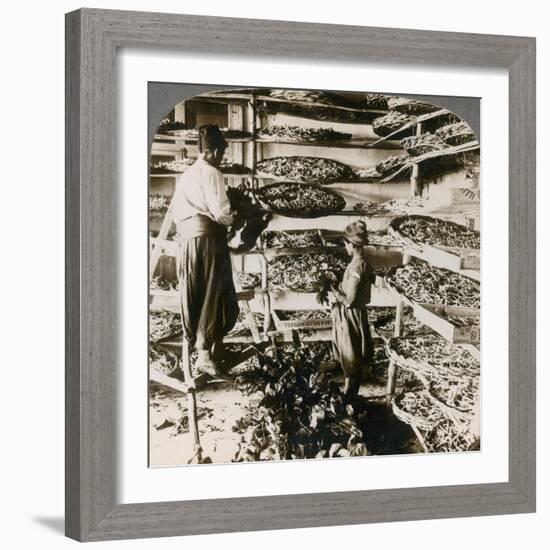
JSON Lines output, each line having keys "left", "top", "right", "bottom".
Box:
{"left": 150, "top": 172, "right": 179, "bottom": 178}
{"left": 254, "top": 94, "right": 385, "bottom": 114}
{"left": 410, "top": 303, "right": 480, "bottom": 344}
{"left": 150, "top": 171, "right": 251, "bottom": 179}
{"left": 154, "top": 133, "right": 252, "bottom": 143}
{"left": 196, "top": 92, "right": 255, "bottom": 102}
{"left": 160, "top": 333, "right": 263, "bottom": 346}
{"left": 254, "top": 175, "right": 411, "bottom": 185}
{"left": 266, "top": 329, "right": 333, "bottom": 342}
{"left": 404, "top": 247, "right": 480, "bottom": 282}
{"left": 149, "top": 95, "right": 479, "bottom": 345}
{"left": 199, "top": 91, "right": 387, "bottom": 114}
{"left": 255, "top": 137, "right": 402, "bottom": 150}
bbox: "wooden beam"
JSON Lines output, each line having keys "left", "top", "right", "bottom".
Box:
{"left": 239, "top": 300, "right": 262, "bottom": 344}
{"left": 149, "top": 369, "right": 191, "bottom": 395}
{"left": 385, "top": 360, "right": 397, "bottom": 406}
{"left": 181, "top": 339, "right": 201, "bottom": 452}
{"left": 150, "top": 200, "right": 175, "bottom": 280}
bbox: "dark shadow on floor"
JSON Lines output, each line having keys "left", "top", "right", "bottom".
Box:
{"left": 33, "top": 517, "right": 65, "bottom": 534}
{"left": 354, "top": 398, "right": 423, "bottom": 455}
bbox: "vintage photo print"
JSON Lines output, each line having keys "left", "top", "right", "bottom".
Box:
{"left": 148, "top": 84, "right": 480, "bottom": 466}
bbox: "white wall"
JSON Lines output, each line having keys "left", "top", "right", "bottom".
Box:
{"left": 0, "top": 0, "right": 546, "bottom": 548}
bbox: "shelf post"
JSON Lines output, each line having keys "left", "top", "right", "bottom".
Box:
{"left": 260, "top": 255, "right": 272, "bottom": 334}
{"left": 385, "top": 360, "right": 397, "bottom": 406}
{"left": 251, "top": 94, "right": 260, "bottom": 191}
{"left": 180, "top": 338, "right": 202, "bottom": 461}
{"left": 393, "top": 298, "right": 404, "bottom": 338}
{"left": 410, "top": 121, "right": 423, "bottom": 197}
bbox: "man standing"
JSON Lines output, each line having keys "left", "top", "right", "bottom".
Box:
{"left": 172, "top": 124, "right": 239, "bottom": 375}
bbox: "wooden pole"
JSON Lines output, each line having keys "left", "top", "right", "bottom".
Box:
{"left": 393, "top": 298, "right": 404, "bottom": 338}
{"left": 149, "top": 369, "right": 191, "bottom": 395}
{"left": 240, "top": 300, "right": 262, "bottom": 344}
{"left": 386, "top": 250, "right": 412, "bottom": 406}
{"left": 251, "top": 94, "right": 259, "bottom": 192}
{"left": 180, "top": 339, "right": 201, "bottom": 457}
{"left": 410, "top": 121, "right": 423, "bottom": 197}
{"left": 385, "top": 360, "right": 397, "bottom": 406}
{"left": 260, "top": 255, "right": 271, "bottom": 334}
{"left": 410, "top": 163, "right": 420, "bottom": 197}
{"left": 150, "top": 201, "right": 174, "bottom": 279}
{"left": 411, "top": 424, "right": 429, "bottom": 453}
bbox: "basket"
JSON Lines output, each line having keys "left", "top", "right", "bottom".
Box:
{"left": 267, "top": 252, "right": 348, "bottom": 293}
{"left": 266, "top": 89, "right": 350, "bottom": 106}
{"left": 386, "top": 337, "right": 479, "bottom": 423}
{"left": 387, "top": 97, "right": 440, "bottom": 115}
{"left": 364, "top": 93, "right": 389, "bottom": 110}
{"left": 261, "top": 229, "right": 326, "bottom": 254}
{"left": 375, "top": 154, "right": 412, "bottom": 178}
{"left": 388, "top": 215, "right": 480, "bottom": 269}
{"left": 372, "top": 111, "right": 414, "bottom": 138}
{"left": 383, "top": 273, "right": 417, "bottom": 310}
{"left": 384, "top": 262, "right": 480, "bottom": 309}
{"left": 258, "top": 125, "right": 352, "bottom": 143}
{"left": 256, "top": 156, "right": 355, "bottom": 184}
{"left": 392, "top": 389, "right": 444, "bottom": 432}
{"left": 257, "top": 100, "right": 377, "bottom": 124}
{"left": 435, "top": 122, "right": 478, "bottom": 147}
{"left": 400, "top": 133, "right": 448, "bottom": 156}
{"left": 255, "top": 182, "right": 346, "bottom": 218}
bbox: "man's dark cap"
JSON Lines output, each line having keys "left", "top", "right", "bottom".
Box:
{"left": 198, "top": 124, "right": 228, "bottom": 152}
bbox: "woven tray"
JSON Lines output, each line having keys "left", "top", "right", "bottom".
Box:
{"left": 255, "top": 182, "right": 346, "bottom": 218}
{"left": 400, "top": 133, "right": 448, "bottom": 156}
{"left": 375, "top": 154, "right": 413, "bottom": 178}
{"left": 435, "top": 122, "right": 478, "bottom": 147}
{"left": 372, "top": 111, "right": 414, "bottom": 138}
{"left": 257, "top": 101, "right": 377, "bottom": 124}
{"left": 387, "top": 97, "right": 441, "bottom": 115}
{"left": 256, "top": 156, "right": 356, "bottom": 184}
{"left": 385, "top": 337, "right": 478, "bottom": 424}
{"left": 388, "top": 215, "right": 480, "bottom": 269}
{"left": 392, "top": 388, "right": 445, "bottom": 432}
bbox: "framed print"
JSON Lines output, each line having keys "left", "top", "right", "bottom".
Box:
{"left": 65, "top": 8, "right": 536, "bottom": 542}
{"left": 146, "top": 84, "right": 483, "bottom": 467}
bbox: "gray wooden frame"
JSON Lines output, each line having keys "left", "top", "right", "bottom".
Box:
{"left": 65, "top": 8, "right": 536, "bottom": 542}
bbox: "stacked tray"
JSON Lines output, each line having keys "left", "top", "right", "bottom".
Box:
{"left": 386, "top": 335, "right": 479, "bottom": 419}
{"left": 388, "top": 215, "right": 480, "bottom": 270}
{"left": 400, "top": 133, "right": 448, "bottom": 156}
{"left": 272, "top": 309, "right": 332, "bottom": 331}
{"left": 387, "top": 97, "right": 441, "bottom": 115}
{"left": 267, "top": 251, "right": 348, "bottom": 293}
{"left": 392, "top": 386, "right": 447, "bottom": 432}
{"left": 435, "top": 121, "right": 478, "bottom": 147}
{"left": 384, "top": 260, "right": 480, "bottom": 310}
{"left": 260, "top": 229, "right": 326, "bottom": 255}
{"left": 372, "top": 111, "right": 414, "bottom": 138}
{"left": 253, "top": 88, "right": 379, "bottom": 124}
{"left": 392, "top": 385, "right": 478, "bottom": 453}
{"left": 411, "top": 303, "right": 480, "bottom": 344}
{"left": 257, "top": 124, "right": 352, "bottom": 143}
{"left": 256, "top": 156, "right": 356, "bottom": 184}
{"left": 255, "top": 182, "right": 346, "bottom": 218}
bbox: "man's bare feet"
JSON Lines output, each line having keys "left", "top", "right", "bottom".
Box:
{"left": 195, "top": 350, "right": 223, "bottom": 377}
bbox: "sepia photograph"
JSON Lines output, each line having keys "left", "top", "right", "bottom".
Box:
{"left": 148, "top": 85, "right": 481, "bottom": 466}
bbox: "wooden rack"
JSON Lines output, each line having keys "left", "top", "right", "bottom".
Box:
{"left": 149, "top": 91, "right": 480, "bottom": 457}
